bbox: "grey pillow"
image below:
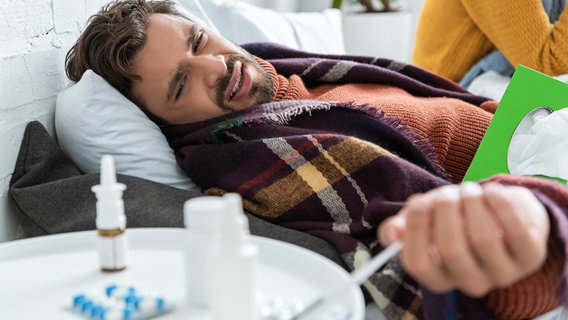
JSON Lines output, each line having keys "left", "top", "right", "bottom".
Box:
{"left": 9, "top": 121, "right": 346, "bottom": 269}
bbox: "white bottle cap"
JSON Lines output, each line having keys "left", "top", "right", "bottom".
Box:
{"left": 92, "top": 155, "right": 126, "bottom": 230}
{"left": 183, "top": 197, "right": 227, "bottom": 232}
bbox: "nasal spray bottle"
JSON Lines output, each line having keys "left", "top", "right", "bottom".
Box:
{"left": 209, "top": 193, "right": 259, "bottom": 320}
{"left": 91, "top": 155, "right": 127, "bottom": 272}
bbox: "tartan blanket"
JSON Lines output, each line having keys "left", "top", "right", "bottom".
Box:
{"left": 160, "top": 44, "right": 493, "bottom": 319}
{"left": 162, "top": 44, "right": 568, "bottom": 319}
{"left": 162, "top": 99, "right": 489, "bottom": 319}
{"left": 241, "top": 42, "right": 492, "bottom": 107}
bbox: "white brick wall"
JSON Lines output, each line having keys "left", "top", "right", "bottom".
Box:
{"left": 0, "top": 0, "right": 106, "bottom": 242}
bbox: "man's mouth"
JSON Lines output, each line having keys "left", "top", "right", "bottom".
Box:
{"left": 225, "top": 60, "right": 252, "bottom": 103}
{"left": 230, "top": 70, "right": 242, "bottom": 99}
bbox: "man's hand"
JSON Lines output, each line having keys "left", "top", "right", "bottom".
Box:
{"left": 377, "top": 182, "right": 550, "bottom": 297}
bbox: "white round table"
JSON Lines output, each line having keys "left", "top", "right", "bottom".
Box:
{"left": 0, "top": 228, "right": 364, "bottom": 320}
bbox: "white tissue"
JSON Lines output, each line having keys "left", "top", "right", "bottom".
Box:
{"left": 507, "top": 107, "right": 568, "bottom": 180}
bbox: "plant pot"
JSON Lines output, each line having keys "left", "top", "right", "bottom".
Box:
{"left": 342, "top": 11, "right": 413, "bottom": 62}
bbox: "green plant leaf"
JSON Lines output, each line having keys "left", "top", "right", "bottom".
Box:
{"left": 331, "top": 0, "right": 343, "bottom": 9}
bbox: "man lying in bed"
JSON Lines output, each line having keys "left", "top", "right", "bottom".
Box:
{"left": 63, "top": 0, "right": 567, "bottom": 319}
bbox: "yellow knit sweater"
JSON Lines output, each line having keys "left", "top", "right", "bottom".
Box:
{"left": 412, "top": 0, "right": 568, "bottom": 82}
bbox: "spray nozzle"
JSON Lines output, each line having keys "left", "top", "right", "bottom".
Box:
{"left": 100, "top": 154, "right": 118, "bottom": 186}
{"left": 92, "top": 155, "right": 126, "bottom": 230}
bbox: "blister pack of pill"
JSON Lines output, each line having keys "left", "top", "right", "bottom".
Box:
{"left": 70, "top": 284, "right": 172, "bottom": 320}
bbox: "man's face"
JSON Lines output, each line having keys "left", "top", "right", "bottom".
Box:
{"left": 131, "top": 14, "right": 274, "bottom": 124}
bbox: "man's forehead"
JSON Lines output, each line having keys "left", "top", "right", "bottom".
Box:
{"left": 130, "top": 14, "right": 194, "bottom": 108}
{"left": 135, "top": 14, "right": 193, "bottom": 69}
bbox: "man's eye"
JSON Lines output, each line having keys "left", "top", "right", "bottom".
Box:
{"left": 176, "top": 76, "right": 186, "bottom": 100}
{"left": 193, "top": 32, "right": 203, "bottom": 51}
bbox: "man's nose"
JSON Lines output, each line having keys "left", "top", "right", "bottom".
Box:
{"left": 186, "top": 54, "right": 227, "bottom": 88}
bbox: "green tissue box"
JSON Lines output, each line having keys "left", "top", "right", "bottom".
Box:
{"left": 463, "top": 65, "right": 568, "bottom": 184}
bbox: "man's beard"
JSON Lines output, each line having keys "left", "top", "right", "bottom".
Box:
{"left": 215, "top": 53, "right": 274, "bottom": 112}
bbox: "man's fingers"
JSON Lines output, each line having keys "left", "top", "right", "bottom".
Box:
{"left": 460, "top": 182, "right": 519, "bottom": 287}
{"left": 391, "top": 183, "right": 550, "bottom": 296}
{"left": 432, "top": 185, "right": 492, "bottom": 296}
{"left": 402, "top": 195, "right": 454, "bottom": 293}
{"left": 377, "top": 215, "right": 406, "bottom": 246}
{"left": 483, "top": 184, "right": 548, "bottom": 274}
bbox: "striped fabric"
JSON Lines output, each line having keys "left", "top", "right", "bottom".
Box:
{"left": 164, "top": 100, "right": 447, "bottom": 319}
{"left": 162, "top": 43, "right": 568, "bottom": 319}
{"left": 242, "top": 42, "right": 492, "bottom": 107}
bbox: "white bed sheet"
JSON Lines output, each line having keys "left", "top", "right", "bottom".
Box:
{"left": 468, "top": 70, "right": 568, "bottom": 101}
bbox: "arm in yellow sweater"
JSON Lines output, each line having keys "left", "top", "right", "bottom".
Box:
{"left": 413, "top": 0, "right": 568, "bottom": 82}
{"left": 462, "top": 0, "right": 568, "bottom": 75}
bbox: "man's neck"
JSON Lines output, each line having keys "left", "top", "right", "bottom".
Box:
{"left": 255, "top": 57, "right": 312, "bottom": 102}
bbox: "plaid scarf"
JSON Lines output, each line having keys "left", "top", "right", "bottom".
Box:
{"left": 162, "top": 44, "right": 567, "bottom": 319}
{"left": 242, "top": 42, "right": 492, "bottom": 107}
{"left": 162, "top": 99, "right": 494, "bottom": 319}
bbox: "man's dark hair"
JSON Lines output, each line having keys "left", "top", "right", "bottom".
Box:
{"left": 65, "top": 0, "right": 189, "bottom": 100}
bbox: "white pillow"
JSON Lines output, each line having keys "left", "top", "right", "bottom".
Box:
{"left": 55, "top": 70, "right": 201, "bottom": 192}
{"left": 175, "top": 0, "right": 219, "bottom": 34}
{"left": 467, "top": 70, "right": 511, "bottom": 102}
{"left": 200, "top": 0, "right": 345, "bottom": 54}
{"left": 55, "top": 0, "right": 344, "bottom": 193}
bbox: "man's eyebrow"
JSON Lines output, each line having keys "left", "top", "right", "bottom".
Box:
{"left": 165, "top": 23, "right": 198, "bottom": 105}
